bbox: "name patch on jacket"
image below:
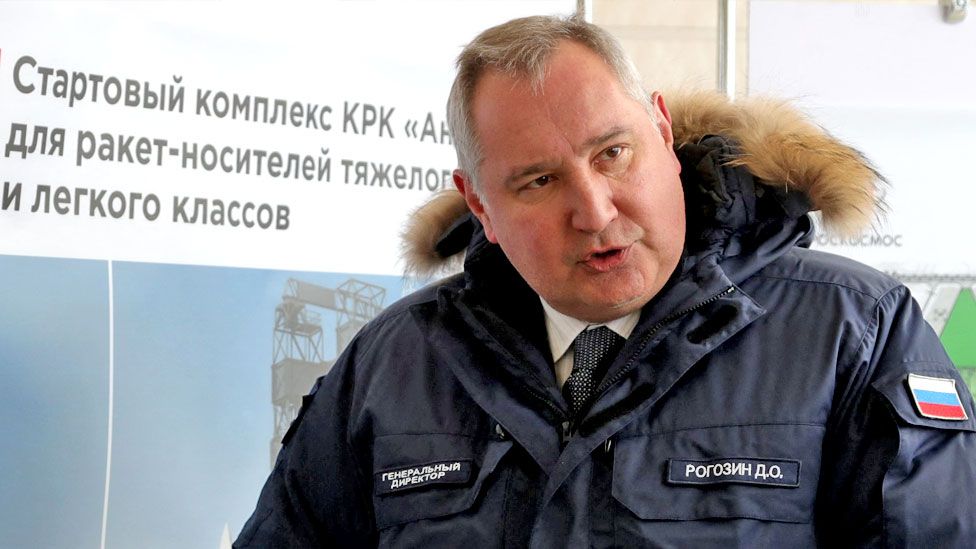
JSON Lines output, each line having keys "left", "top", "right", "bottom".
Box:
{"left": 667, "top": 458, "right": 800, "bottom": 488}
{"left": 375, "top": 460, "right": 473, "bottom": 495}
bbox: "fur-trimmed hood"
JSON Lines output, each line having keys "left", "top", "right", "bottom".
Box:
{"left": 402, "top": 90, "right": 883, "bottom": 276}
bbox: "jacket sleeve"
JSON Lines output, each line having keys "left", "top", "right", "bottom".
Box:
{"left": 817, "top": 285, "right": 976, "bottom": 547}
{"left": 233, "top": 339, "right": 378, "bottom": 548}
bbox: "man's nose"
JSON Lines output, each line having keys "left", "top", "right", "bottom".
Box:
{"left": 569, "top": 174, "right": 617, "bottom": 234}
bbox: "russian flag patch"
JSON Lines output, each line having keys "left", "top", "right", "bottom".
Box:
{"left": 907, "top": 374, "right": 968, "bottom": 421}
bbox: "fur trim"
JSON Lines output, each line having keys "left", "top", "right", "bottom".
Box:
{"left": 401, "top": 190, "right": 470, "bottom": 275}
{"left": 667, "top": 89, "right": 884, "bottom": 236}
{"left": 403, "top": 90, "right": 884, "bottom": 275}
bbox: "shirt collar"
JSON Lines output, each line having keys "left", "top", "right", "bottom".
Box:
{"left": 539, "top": 297, "right": 640, "bottom": 363}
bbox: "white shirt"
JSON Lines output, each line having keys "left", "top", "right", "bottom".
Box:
{"left": 539, "top": 298, "right": 640, "bottom": 389}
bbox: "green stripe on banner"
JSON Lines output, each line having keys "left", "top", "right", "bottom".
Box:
{"left": 940, "top": 288, "right": 976, "bottom": 399}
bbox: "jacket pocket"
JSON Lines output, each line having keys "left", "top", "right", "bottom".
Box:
{"left": 612, "top": 423, "right": 824, "bottom": 523}
{"left": 372, "top": 433, "right": 513, "bottom": 529}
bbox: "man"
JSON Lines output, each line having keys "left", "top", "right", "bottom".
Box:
{"left": 236, "top": 15, "right": 976, "bottom": 547}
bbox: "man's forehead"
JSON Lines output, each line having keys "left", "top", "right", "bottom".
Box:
{"left": 472, "top": 57, "right": 622, "bottom": 130}
{"left": 473, "top": 74, "right": 635, "bottom": 134}
{"left": 474, "top": 41, "right": 609, "bottom": 95}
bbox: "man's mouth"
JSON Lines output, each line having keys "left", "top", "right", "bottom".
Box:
{"left": 580, "top": 246, "right": 629, "bottom": 272}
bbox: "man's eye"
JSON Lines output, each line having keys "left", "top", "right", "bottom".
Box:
{"left": 596, "top": 145, "right": 631, "bottom": 174}
{"left": 602, "top": 145, "right": 623, "bottom": 159}
{"left": 525, "top": 175, "right": 553, "bottom": 189}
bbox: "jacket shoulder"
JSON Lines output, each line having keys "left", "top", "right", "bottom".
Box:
{"left": 753, "top": 247, "right": 901, "bottom": 301}
{"left": 325, "top": 272, "right": 466, "bottom": 384}
{"left": 357, "top": 272, "right": 464, "bottom": 335}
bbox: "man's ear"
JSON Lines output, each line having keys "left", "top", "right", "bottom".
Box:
{"left": 453, "top": 169, "right": 497, "bottom": 243}
{"left": 650, "top": 91, "right": 681, "bottom": 174}
{"left": 650, "top": 91, "right": 676, "bottom": 148}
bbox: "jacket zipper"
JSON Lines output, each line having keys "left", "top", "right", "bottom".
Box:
{"left": 519, "top": 381, "right": 577, "bottom": 447}
{"left": 521, "top": 382, "right": 568, "bottom": 422}
{"left": 518, "top": 285, "right": 737, "bottom": 444}
{"left": 592, "top": 285, "right": 737, "bottom": 405}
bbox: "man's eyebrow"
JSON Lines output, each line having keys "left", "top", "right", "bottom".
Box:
{"left": 582, "top": 126, "right": 630, "bottom": 150}
{"left": 503, "top": 127, "right": 632, "bottom": 186}
{"left": 505, "top": 161, "right": 557, "bottom": 186}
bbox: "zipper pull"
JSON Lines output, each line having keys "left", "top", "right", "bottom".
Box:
{"left": 561, "top": 420, "right": 574, "bottom": 446}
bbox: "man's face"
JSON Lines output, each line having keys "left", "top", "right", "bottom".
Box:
{"left": 455, "top": 40, "right": 686, "bottom": 323}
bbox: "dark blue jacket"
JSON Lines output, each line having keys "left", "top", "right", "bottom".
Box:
{"left": 236, "top": 96, "right": 976, "bottom": 548}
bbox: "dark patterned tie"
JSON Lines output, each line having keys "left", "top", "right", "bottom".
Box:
{"left": 564, "top": 326, "right": 625, "bottom": 417}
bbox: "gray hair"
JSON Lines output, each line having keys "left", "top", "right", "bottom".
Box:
{"left": 446, "top": 14, "right": 653, "bottom": 192}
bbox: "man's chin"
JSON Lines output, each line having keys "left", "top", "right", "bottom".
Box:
{"left": 568, "top": 293, "right": 649, "bottom": 324}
